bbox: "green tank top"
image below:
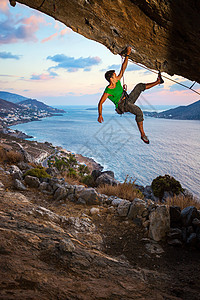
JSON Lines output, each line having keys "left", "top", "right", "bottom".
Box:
{"left": 104, "top": 80, "right": 123, "bottom": 107}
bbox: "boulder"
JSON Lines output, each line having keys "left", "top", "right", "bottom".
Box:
{"left": 101, "top": 170, "right": 115, "bottom": 178}
{"left": 24, "top": 175, "right": 40, "bottom": 188}
{"left": 54, "top": 186, "right": 67, "bottom": 201}
{"left": 192, "top": 218, "right": 200, "bottom": 227}
{"left": 149, "top": 205, "right": 170, "bottom": 242}
{"left": 145, "top": 242, "right": 165, "bottom": 254}
{"left": 91, "top": 169, "right": 102, "bottom": 181}
{"left": 74, "top": 185, "right": 86, "bottom": 198}
{"left": 20, "top": 148, "right": 33, "bottom": 163}
{"left": 13, "top": 179, "right": 26, "bottom": 191}
{"left": 170, "top": 206, "right": 181, "bottom": 225}
{"left": 90, "top": 208, "right": 100, "bottom": 215}
{"left": 17, "top": 161, "right": 32, "bottom": 172}
{"left": 168, "top": 239, "right": 183, "bottom": 247}
{"left": 9, "top": 165, "right": 23, "bottom": 180}
{"left": 9, "top": 165, "right": 22, "bottom": 175}
{"left": 96, "top": 173, "right": 118, "bottom": 186}
{"left": 78, "top": 188, "right": 101, "bottom": 205}
{"left": 187, "top": 233, "right": 197, "bottom": 246}
{"left": 127, "top": 198, "right": 147, "bottom": 220}
{"left": 117, "top": 200, "right": 131, "bottom": 217}
{"left": 111, "top": 198, "right": 124, "bottom": 207}
{"left": 39, "top": 182, "right": 49, "bottom": 192}
{"left": 180, "top": 206, "right": 198, "bottom": 227}
{"left": 167, "top": 228, "right": 182, "bottom": 240}
{"left": 58, "top": 239, "right": 75, "bottom": 253}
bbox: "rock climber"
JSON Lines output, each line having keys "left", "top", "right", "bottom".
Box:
{"left": 97, "top": 46, "right": 164, "bottom": 144}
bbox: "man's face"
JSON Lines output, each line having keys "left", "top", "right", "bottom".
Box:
{"left": 111, "top": 72, "right": 117, "bottom": 81}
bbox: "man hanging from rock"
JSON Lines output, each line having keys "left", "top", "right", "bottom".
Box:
{"left": 97, "top": 46, "right": 164, "bottom": 144}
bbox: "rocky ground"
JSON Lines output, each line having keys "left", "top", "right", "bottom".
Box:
{"left": 0, "top": 134, "right": 200, "bottom": 299}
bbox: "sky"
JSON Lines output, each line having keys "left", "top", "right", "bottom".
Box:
{"left": 0, "top": 0, "right": 200, "bottom": 107}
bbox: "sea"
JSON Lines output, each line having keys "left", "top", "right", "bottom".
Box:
{"left": 12, "top": 105, "right": 200, "bottom": 199}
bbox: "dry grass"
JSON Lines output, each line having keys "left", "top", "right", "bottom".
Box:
{"left": 0, "top": 147, "right": 7, "bottom": 162}
{"left": 61, "top": 174, "right": 84, "bottom": 186}
{"left": 0, "top": 147, "right": 23, "bottom": 164}
{"left": 97, "top": 181, "right": 143, "bottom": 201}
{"left": 6, "top": 151, "right": 23, "bottom": 164}
{"left": 164, "top": 194, "right": 200, "bottom": 210}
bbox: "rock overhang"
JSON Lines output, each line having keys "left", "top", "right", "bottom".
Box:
{"left": 13, "top": 0, "right": 200, "bottom": 83}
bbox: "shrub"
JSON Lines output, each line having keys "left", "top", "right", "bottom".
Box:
{"left": 81, "top": 174, "right": 95, "bottom": 187}
{"left": 151, "top": 174, "right": 183, "bottom": 199}
{"left": 54, "top": 158, "right": 68, "bottom": 171}
{"left": 67, "top": 154, "right": 77, "bottom": 168}
{"left": 24, "top": 167, "right": 51, "bottom": 179}
{"left": 67, "top": 167, "right": 78, "bottom": 178}
{"left": 97, "top": 176, "right": 144, "bottom": 201}
{"left": 78, "top": 164, "right": 90, "bottom": 177}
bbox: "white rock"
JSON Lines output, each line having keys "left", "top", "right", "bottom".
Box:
{"left": 90, "top": 207, "right": 100, "bottom": 215}
{"left": 145, "top": 242, "right": 164, "bottom": 254}
{"left": 0, "top": 181, "right": 4, "bottom": 189}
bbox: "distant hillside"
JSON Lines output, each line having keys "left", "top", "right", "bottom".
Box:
{"left": 0, "top": 91, "right": 28, "bottom": 104}
{"left": 144, "top": 100, "right": 200, "bottom": 120}
{"left": 20, "top": 99, "right": 65, "bottom": 113}
{"left": 0, "top": 98, "right": 22, "bottom": 111}
{"left": 0, "top": 91, "right": 65, "bottom": 113}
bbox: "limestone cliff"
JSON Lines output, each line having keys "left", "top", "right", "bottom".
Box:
{"left": 13, "top": 0, "right": 200, "bottom": 83}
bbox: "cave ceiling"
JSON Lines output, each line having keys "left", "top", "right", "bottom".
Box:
{"left": 13, "top": 0, "right": 200, "bottom": 83}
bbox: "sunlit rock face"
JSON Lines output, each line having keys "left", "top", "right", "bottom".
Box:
{"left": 16, "top": 0, "right": 200, "bottom": 83}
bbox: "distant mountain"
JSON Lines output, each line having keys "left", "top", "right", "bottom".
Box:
{"left": 20, "top": 99, "right": 65, "bottom": 113}
{"left": 0, "top": 91, "right": 28, "bottom": 103}
{"left": 0, "top": 91, "right": 65, "bottom": 113}
{"left": 144, "top": 100, "right": 200, "bottom": 120}
{"left": 0, "top": 98, "right": 22, "bottom": 111}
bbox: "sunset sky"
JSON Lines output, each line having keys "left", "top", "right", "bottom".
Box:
{"left": 0, "top": 0, "right": 199, "bottom": 107}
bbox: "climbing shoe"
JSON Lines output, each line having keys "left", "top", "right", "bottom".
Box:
{"left": 158, "top": 71, "right": 164, "bottom": 84}
{"left": 141, "top": 135, "right": 150, "bottom": 144}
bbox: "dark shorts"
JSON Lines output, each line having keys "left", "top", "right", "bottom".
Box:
{"left": 118, "top": 83, "right": 146, "bottom": 122}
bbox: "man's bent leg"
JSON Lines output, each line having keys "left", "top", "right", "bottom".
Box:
{"left": 128, "top": 76, "right": 161, "bottom": 105}
{"left": 125, "top": 103, "right": 146, "bottom": 136}
{"left": 128, "top": 83, "right": 146, "bottom": 104}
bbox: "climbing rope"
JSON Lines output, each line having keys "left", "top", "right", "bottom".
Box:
{"left": 121, "top": 55, "right": 200, "bottom": 96}
{"left": 37, "top": 0, "right": 46, "bottom": 9}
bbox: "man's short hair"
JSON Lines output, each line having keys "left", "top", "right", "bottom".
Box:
{"left": 105, "top": 70, "right": 115, "bottom": 82}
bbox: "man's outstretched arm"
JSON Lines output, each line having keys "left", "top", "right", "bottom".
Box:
{"left": 98, "top": 92, "right": 109, "bottom": 123}
{"left": 117, "top": 46, "right": 132, "bottom": 81}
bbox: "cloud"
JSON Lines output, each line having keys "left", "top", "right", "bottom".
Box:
{"left": 0, "top": 0, "right": 9, "bottom": 13}
{"left": 0, "top": 51, "right": 21, "bottom": 60}
{"left": 0, "top": 10, "right": 45, "bottom": 45}
{"left": 30, "top": 71, "right": 58, "bottom": 80}
{"left": 0, "top": 74, "right": 19, "bottom": 77}
{"left": 41, "top": 27, "right": 71, "bottom": 43}
{"left": 41, "top": 32, "right": 58, "bottom": 43}
{"left": 47, "top": 54, "right": 101, "bottom": 72}
{"left": 101, "top": 63, "right": 141, "bottom": 72}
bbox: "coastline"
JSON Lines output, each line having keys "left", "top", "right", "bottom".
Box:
{"left": 5, "top": 110, "right": 200, "bottom": 199}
